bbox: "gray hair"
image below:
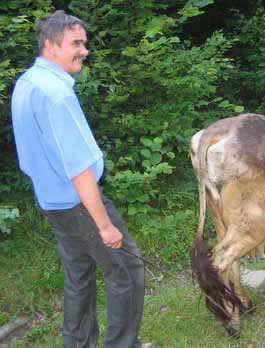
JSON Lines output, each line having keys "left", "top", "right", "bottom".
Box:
{"left": 36, "top": 10, "right": 87, "bottom": 53}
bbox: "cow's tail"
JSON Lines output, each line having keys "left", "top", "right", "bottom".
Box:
{"left": 192, "top": 226, "right": 243, "bottom": 326}
{"left": 191, "top": 133, "right": 243, "bottom": 328}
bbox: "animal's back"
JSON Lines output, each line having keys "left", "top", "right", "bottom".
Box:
{"left": 192, "top": 113, "right": 265, "bottom": 186}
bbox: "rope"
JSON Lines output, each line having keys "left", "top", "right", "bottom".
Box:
{"left": 121, "top": 246, "right": 265, "bottom": 329}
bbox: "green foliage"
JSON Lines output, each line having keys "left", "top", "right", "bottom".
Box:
{"left": 227, "top": 9, "right": 265, "bottom": 112}
{"left": 104, "top": 133, "right": 174, "bottom": 216}
{"left": 0, "top": 0, "right": 257, "bottom": 269}
{"left": 1, "top": 0, "right": 246, "bottom": 267}
{"left": 69, "top": 1, "right": 241, "bottom": 228}
{"left": 0, "top": 206, "right": 20, "bottom": 234}
{"left": 179, "top": 0, "right": 215, "bottom": 23}
{"left": 105, "top": 162, "right": 174, "bottom": 216}
{"left": 124, "top": 180, "right": 199, "bottom": 264}
{"left": 0, "top": 1, "right": 53, "bottom": 154}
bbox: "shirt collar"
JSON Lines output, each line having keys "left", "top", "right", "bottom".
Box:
{"left": 34, "top": 57, "right": 75, "bottom": 88}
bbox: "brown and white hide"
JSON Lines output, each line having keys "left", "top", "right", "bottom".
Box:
{"left": 190, "top": 113, "right": 265, "bottom": 336}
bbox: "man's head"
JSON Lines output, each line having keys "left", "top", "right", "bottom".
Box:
{"left": 36, "top": 11, "right": 89, "bottom": 75}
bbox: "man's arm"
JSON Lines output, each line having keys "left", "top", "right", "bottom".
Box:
{"left": 72, "top": 169, "right": 123, "bottom": 249}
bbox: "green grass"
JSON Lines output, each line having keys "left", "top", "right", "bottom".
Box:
{"left": 2, "top": 193, "right": 265, "bottom": 348}
{"left": 140, "top": 282, "right": 265, "bottom": 348}
{"left": 3, "top": 278, "right": 265, "bottom": 348}
{"left": 241, "top": 257, "right": 265, "bottom": 271}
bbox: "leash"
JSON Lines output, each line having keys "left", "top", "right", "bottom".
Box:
{"left": 121, "top": 246, "right": 261, "bottom": 327}
{"left": 120, "top": 246, "right": 179, "bottom": 280}
{"left": 121, "top": 246, "right": 232, "bottom": 315}
{"left": 121, "top": 247, "right": 265, "bottom": 335}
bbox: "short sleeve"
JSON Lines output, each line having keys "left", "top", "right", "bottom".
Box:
{"left": 48, "top": 96, "right": 103, "bottom": 179}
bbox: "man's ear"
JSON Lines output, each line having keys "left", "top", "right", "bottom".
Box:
{"left": 44, "top": 38, "right": 56, "bottom": 56}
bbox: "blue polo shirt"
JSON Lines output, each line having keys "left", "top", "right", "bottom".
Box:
{"left": 11, "top": 57, "right": 104, "bottom": 210}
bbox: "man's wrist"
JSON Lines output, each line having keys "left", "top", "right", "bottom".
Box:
{"left": 98, "top": 220, "right": 111, "bottom": 231}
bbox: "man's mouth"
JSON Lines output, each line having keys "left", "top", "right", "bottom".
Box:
{"left": 73, "top": 57, "right": 86, "bottom": 63}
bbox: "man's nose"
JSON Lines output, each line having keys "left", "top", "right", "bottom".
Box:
{"left": 82, "top": 47, "right": 89, "bottom": 57}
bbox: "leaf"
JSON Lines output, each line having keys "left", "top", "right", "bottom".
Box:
{"left": 0, "top": 207, "right": 20, "bottom": 235}
{"left": 162, "top": 167, "right": 173, "bottom": 174}
{"left": 178, "top": 0, "right": 214, "bottom": 23}
{"left": 169, "top": 37, "right": 181, "bottom": 44}
{"left": 140, "top": 138, "right": 153, "bottom": 148}
{"left": 142, "top": 160, "right": 151, "bottom": 168}
{"left": 179, "top": 4, "right": 204, "bottom": 23}
{"left": 154, "top": 137, "right": 163, "bottom": 144}
{"left": 141, "top": 149, "right": 151, "bottom": 158}
{"left": 122, "top": 46, "right": 137, "bottom": 57}
{"left": 127, "top": 206, "right": 138, "bottom": 216}
{"left": 137, "top": 194, "right": 150, "bottom": 203}
{"left": 234, "top": 105, "right": 244, "bottom": 113}
{"left": 156, "top": 36, "right": 167, "bottom": 45}
{"left": 218, "top": 100, "right": 231, "bottom": 108}
{"left": 189, "top": 0, "right": 215, "bottom": 7}
{"left": 166, "top": 152, "right": 175, "bottom": 159}
{"left": 156, "top": 163, "right": 174, "bottom": 174}
{"left": 152, "top": 142, "right": 162, "bottom": 152}
{"left": 150, "top": 153, "right": 162, "bottom": 165}
{"left": 105, "top": 159, "right": 115, "bottom": 172}
{"left": 145, "top": 27, "right": 163, "bottom": 38}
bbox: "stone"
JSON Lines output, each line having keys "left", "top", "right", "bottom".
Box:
{"left": 241, "top": 268, "right": 265, "bottom": 288}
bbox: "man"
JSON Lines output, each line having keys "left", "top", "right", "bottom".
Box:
{"left": 11, "top": 10, "right": 155, "bottom": 348}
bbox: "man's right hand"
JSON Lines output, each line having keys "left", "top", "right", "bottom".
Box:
{"left": 99, "top": 223, "right": 123, "bottom": 249}
{"left": 72, "top": 169, "right": 123, "bottom": 249}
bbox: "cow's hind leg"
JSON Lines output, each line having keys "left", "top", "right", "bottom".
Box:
{"left": 212, "top": 259, "right": 254, "bottom": 336}
{"left": 247, "top": 241, "right": 265, "bottom": 259}
{"left": 212, "top": 232, "right": 265, "bottom": 274}
{"left": 211, "top": 231, "right": 264, "bottom": 334}
{"left": 229, "top": 261, "right": 253, "bottom": 313}
{"left": 195, "top": 192, "right": 244, "bottom": 334}
{"left": 223, "top": 259, "right": 255, "bottom": 329}
{"left": 207, "top": 193, "right": 250, "bottom": 332}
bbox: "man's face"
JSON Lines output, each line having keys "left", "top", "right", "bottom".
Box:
{"left": 48, "top": 25, "right": 89, "bottom": 75}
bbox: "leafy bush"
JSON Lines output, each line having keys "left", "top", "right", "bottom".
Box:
{"left": 228, "top": 9, "right": 265, "bottom": 112}
{"left": 72, "top": 1, "right": 242, "bottom": 221}
{"left": 125, "top": 179, "right": 199, "bottom": 266}
{"left": 0, "top": 1, "right": 52, "bottom": 156}
{"left": 0, "top": 0, "right": 249, "bottom": 264}
{"left": 0, "top": 206, "right": 20, "bottom": 234}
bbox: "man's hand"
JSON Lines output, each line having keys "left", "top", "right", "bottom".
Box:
{"left": 99, "top": 223, "right": 123, "bottom": 249}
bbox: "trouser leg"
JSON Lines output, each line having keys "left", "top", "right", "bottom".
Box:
{"left": 40, "top": 191, "right": 144, "bottom": 348}
{"left": 58, "top": 239, "right": 99, "bottom": 348}
{"left": 99, "top": 195, "right": 145, "bottom": 348}
{"left": 41, "top": 208, "right": 99, "bottom": 348}
{"left": 71, "top": 194, "right": 145, "bottom": 348}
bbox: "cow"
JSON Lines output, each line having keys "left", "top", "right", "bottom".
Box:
{"left": 190, "top": 113, "right": 265, "bottom": 336}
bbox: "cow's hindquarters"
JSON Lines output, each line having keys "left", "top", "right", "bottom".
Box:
{"left": 207, "top": 179, "right": 265, "bottom": 333}
{"left": 191, "top": 114, "right": 265, "bottom": 336}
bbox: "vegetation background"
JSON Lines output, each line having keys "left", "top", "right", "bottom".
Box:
{"left": 1, "top": 0, "right": 265, "bottom": 347}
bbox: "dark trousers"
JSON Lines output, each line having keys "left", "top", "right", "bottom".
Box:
{"left": 40, "top": 193, "right": 145, "bottom": 348}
